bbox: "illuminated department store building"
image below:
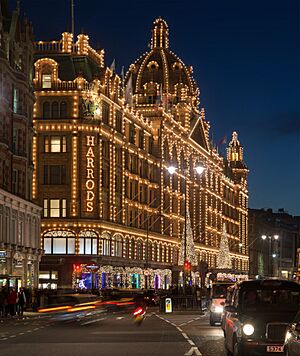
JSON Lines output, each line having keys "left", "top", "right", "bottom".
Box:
{"left": 33, "top": 18, "right": 249, "bottom": 290}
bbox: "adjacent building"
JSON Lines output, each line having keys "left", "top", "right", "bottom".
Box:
{"left": 33, "top": 18, "right": 249, "bottom": 290}
{"left": 0, "top": 0, "right": 42, "bottom": 289}
{"left": 249, "top": 208, "right": 300, "bottom": 279}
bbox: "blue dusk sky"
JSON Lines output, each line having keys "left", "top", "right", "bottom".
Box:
{"left": 13, "top": 0, "right": 300, "bottom": 215}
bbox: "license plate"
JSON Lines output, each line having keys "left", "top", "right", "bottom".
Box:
{"left": 266, "top": 346, "right": 284, "bottom": 352}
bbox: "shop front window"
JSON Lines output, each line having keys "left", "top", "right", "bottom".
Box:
{"left": 79, "top": 231, "right": 98, "bottom": 255}
{"left": 43, "top": 230, "right": 76, "bottom": 255}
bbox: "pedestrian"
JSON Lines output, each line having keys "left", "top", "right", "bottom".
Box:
{"left": 17, "top": 288, "right": 26, "bottom": 318}
{"left": 8, "top": 288, "right": 18, "bottom": 317}
{"left": 0, "top": 286, "right": 8, "bottom": 317}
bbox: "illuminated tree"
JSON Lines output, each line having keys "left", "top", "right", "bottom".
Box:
{"left": 178, "top": 210, "right": 197, "bottom": 266}
{"left": 217, "top": 223, "right": 232, "bottom": 269}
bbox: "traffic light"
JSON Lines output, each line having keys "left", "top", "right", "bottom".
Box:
{"left": 184, "top": 260, "right": 191, "bottom": 274}
{"left": 73, "top": 264, "right": 82, "bottom": 274}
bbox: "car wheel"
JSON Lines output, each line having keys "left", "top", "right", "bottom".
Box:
{"left": 233, "top": 340, "right": 243, "bottom": 356}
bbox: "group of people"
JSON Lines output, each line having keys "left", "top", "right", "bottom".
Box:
{"left": 0, "top": 287, "right": 27, "bottom": 318}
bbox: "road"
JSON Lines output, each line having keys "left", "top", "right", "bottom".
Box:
{"left": 0, "top": 309, "right": 226, "bottom": 356}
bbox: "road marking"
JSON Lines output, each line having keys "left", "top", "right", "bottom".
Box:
{"left": 34, "top": 328, "right": 39, "bottom": 331}
{"left": 154, "top": 313, "right": 202, "bottom": 356}
{"left": 81, "top": 317, "right": 106, "bottom": 326}
{"left": 116, "top": 317, "right": 125, "bottom": 320}
{"left": 0, "top": 338, "right": 8, "bottom": 341}
{"left": 19, "top": 332, "right": 24, "bottom": 335}
{"left": 9, "top": 335, "right": 16, "bottom": 338}
{"left": 185, "top": 346, "right": 202, "bottom": 355}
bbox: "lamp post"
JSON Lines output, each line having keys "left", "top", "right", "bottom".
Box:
{"left": 167, "top": 163, "right": 205, "bottom": 293}
{"left": 261, "top": 234, "right": 279, "bottom": 277}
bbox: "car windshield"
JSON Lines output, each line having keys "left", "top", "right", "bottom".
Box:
{"left": 212, "top": 284, "right": 232, "bottom": 298}
{"left": 241, "top": 288, "right": 300, "bottom": 311}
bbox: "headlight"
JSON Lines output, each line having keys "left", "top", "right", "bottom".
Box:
{"left": 243, "top": 323, "right": 255, "bottom": 336}
{"left": 215, "top": 306, "right": 224, "bottom": 313}
{"left": 285, "top": 331, "right": 292, "bottom": 343}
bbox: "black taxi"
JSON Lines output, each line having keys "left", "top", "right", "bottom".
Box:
{"left": 223, "top": 279, "right": 300, "bottom": 356}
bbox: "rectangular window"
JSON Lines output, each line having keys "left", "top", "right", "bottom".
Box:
{"left": 13, "top": 88, "right": 18, "bottom": 113}
{"left": 12, "top": 170, "right": 17, "bottom": 194}
{"left": 44, "top": 136, "right": 50, "bottom": 153}
{"left": 79, "top": 238, "right": 85, "bottom": 255}
{"left": 52, "top": 238, "right": 66, "bottom": 254}
{"left": 102, "top": 102, "right": 110, "bottom": 124}
{"left": 115, "top": 110, "right": 122, "bottom": 132}
{"left": 42, "top": 74, "right": 52, "bottom": 89}
{"left": 62, "top": 136, "right": 67, "bottom": 153}
{"left": 92, "top": 239, "right": 98, "bottom": 254}
{"left": 44, "top": 238, "right": 51, "bottom": 254}
{"left": 43, "top": 199, "right": 48, "bottom": 217}
{"left": 67, "top": 237, "right": 75, "bottom": 254}
{"left": 50, "top": 136, "right": 61, "bottom": 153}
{"left": 39, "top": 272, "right": 50, "bottom": 279}
{"left": 62, "top": 199, "right": 67, "bottom": 217}
{"left": 50, "top": 199, "right": 60, "bottom": 217}
{"left": 85, "top": 238, "right": 92, "bottom": 254}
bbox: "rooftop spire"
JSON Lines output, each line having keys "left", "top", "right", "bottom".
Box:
{"left": 151, "top": 17, "right": 169, "bottom": 49}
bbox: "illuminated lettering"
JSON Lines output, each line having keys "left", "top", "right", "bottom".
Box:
{"left": 87, "top": 168, "right": 94, "bottom": 179}
{"left": 86, "top": 179, "right": 95, "bottom": 190}
{"left": 87, "top": 157, "right": 94, "bottom": 168}
{"left": 85, "top": 136, "right": 95, "bottom": 212}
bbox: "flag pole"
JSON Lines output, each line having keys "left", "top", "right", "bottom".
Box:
{"left": 71, "top": 0, "right": 75, "bottom": 38}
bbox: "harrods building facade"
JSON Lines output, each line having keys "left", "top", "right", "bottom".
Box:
{"left": 0, "top": 1, "right": 42, "bottom": 289}
{"left": 33, "top": 18, "right": 249, "bottom": 290}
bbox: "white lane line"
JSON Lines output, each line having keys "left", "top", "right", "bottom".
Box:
{"left": 155, "top": 313, "right": 202, "bottom": 356}
{"left": 182, "top": 333, "right": 189, "bottom": 339}
{"left": 81, "top": 317, "right": 106, "bottom": 326}
{"left": 9, "top": 335, "right": 16, "bottom": 338}
{"left": 19, "top": 332, "right": 24, "bottom": 335}
{"left": 27, "top": 330, "right": 32, "bottom": 333}
{"left": 116, "top": 317, "right": 125, "bottom": 320}
{"left": 0, "top": 338, "right": 8, "bottom": 341}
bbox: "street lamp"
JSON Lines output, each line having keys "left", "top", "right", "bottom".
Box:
{"left": 167, "top": 163, "right": 205, "bottom": 293}
{"left": 261, "top": 234, "right": 280, "bottom": 277}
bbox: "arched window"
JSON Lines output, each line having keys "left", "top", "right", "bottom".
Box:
{"left": 146, "top": 241, "right": 152, "bottom": 262}
{"left": 131, "top": 238, "right": 135, "bottom": 259}
{"left": 43, "top": 230, "right": 75, "bottom": 254}
{"left": 136, "top": 240, "right": 143, "bottom": 260}
{"left": 52, "top": 101, "right": 59, "bottom": 118}
{"left": 101, "top": 234, "right": 111, "bottom": 256}
{"left": 153, "top": 242, "right": 157, "bottom": 261}
{"left": 60, "top": 101, "right": 67, "bottom": 118}
{"left": 173, "top": 246, "right": 178, "bottom": 264}
{"left": 43, "top": 102, "right": 51, "bottom": 118}
{"left": 79, "top": 230, "right": 98, "bottom": 255}
{"left": 114, "top": 234, "right": 123, "bottom": 257}
{"left": 159, "top": 244, "right": 163, "bottom": 262}
{"left": 124, "top": 237, "right": 130, "bottom": 259}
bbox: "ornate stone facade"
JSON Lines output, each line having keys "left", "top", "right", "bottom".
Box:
{"left": 33, "top": 18, "right": 248, "bottom": 290}
{"left": 0, "top": 1, "right": 42, "bottom": 289}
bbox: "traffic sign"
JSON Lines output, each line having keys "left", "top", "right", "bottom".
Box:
{"left": 165, "top": 298, "right": 172, "bottom": 313}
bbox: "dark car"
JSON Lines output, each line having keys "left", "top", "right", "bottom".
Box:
{"left": 209, "top": 282, "right": 234, "bottom": 326}
{"left": 284, "top": 310, "right": 300, "bottom": 356}
{"left": 223, "top": 279, "right": 300, "bottom": 356}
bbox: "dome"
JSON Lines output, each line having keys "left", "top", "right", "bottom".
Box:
{"left": 126, "top": 18, "right": 200, "bottom": 107}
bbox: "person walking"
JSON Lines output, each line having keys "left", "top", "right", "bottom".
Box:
{"left": 8, "top": 288, "right": 18, "bottom": 317}
{"left": 17, "top": 288, "right": 26, "bottom": 318}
